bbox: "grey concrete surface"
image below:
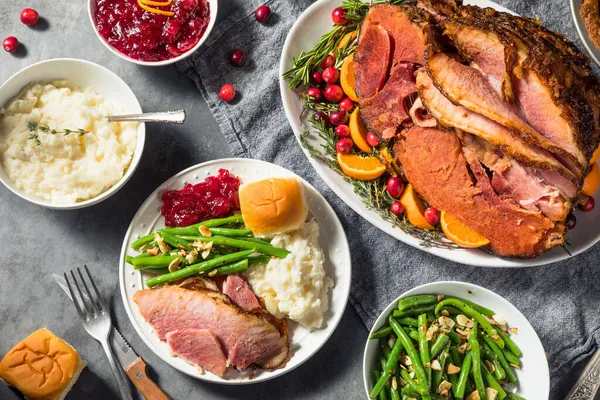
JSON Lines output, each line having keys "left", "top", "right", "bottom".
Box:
{"left": 0, "top": 1, "right": 367, "bottom": 399}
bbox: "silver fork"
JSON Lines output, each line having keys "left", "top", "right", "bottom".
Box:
{"left": 64, "top": 266, "right": 133, "bottom": 400}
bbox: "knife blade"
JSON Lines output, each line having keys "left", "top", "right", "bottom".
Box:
{"left": 53, "top": 274, "right": 170, "bottom": 400}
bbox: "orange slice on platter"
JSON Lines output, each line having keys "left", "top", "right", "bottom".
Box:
{"left": 341, "top": 54, "right": 360, "bottom": 102}
{"left": 337, "top": 31, "right": 358, "bottom": 51}
{"left": 592, "top": 146, "right": 600, "bottom": 164}
{"left": 440, "top": 211, "right": 490, "bottom": 248}
{"left": 399, "top": 184, "right": 434, "bottom": 230}
{"left": 349, "top": 108, "right": 372, "bottom": 153}
{"left": 583, "top": 162, "right": 600, "bottom": 196}
{"left": 336, "top": 153, "right": 386, "bottom": 181}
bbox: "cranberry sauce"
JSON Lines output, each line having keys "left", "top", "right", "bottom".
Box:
{"left": 161, "top": 169, "right": 241, "bottom": 227}
{"left": 95, "top": 0, "right": 209, "bottom": 62}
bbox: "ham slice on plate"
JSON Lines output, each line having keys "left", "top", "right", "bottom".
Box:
{"left": 166, "top": 329, "right": 227, "bottom": 376}
{"left": 222, "top": 274, "right": 261, "bottom": 311}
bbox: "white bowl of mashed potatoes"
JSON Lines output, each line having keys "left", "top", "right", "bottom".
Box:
{"left": 0, "top": 59, "right": 145, "bottom": 209}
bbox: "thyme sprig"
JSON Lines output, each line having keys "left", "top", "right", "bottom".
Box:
{"left": 27, "top": 121, "right": 88, "bottom": 146}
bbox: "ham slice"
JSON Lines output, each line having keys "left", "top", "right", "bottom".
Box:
{"left": 167, "top": 329, "right": 227, "bottom": 376}
{"left": 222, "top": 274, "right": 261, "bottom": 311}
{"left": 354, "top": 24, "right": 391, "bottom": 99}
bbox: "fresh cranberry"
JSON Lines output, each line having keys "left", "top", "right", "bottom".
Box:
{"left": 219, "top": 84, "right": 236, "bottom": 102}
{"left": 255, "top": 5, "right": 271, "bottom": 23}
{"left": 313, "top": 111, "right": 330, "bottom": 128}
{"left": 565, "top": 212, "right": 577, "bottom": 230}
{"left": 230, "top": 49, "right": 245, "bottom": 67}
{"left": 424, "top": 207, "right": 440, "bottom": 225}
{"left": 390, "top": 201, "right": 405, "bottom": 216}
{"left": 329, "top": 110, "right": 348, "bottom": 126}
{"left": 20, "top": 8, "right": 39, "bottom": 26}
{"left": 335, "top": 124, "right": 350, "bottom": 138}
{"left": 366, "top": 132, "right": 380, "bottom": 147}
{"left": 386, "top": 177, "right": 404, "bottom": 198}
{"left": 306, "top": 87, "right": 322, "bottom": 102}
{"left": 322, "top": 67, "right": 339, "bottom": 84}
{"left": 324, "top": 85, "right": 344, "bottom": 102}
{"left": 339, "top": 97, "right": 354, "bottom": 112}
{"left": 578, "top": 195, "right": 595, "bottom": 212}
{"left": 331, "top": 7, "right": 348, "bottom": 25}
{"left": 336, "top": 138, "right": 353, "bottom": 154}
{"left": 2, "top": 37, "right": 18, "bottom": 53}
{"left": 311, "top": 71, "right": 323, "bottom": 84}
{"left": 320, "top": 55, "right": 335, "bottom": 69}
{"left": 162, "top": 19, "right": 182, "bottom": 43}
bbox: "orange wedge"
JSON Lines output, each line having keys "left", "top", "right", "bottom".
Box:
{"left": 341, "top": 54, "right": 360, "bottom": 102}
{"left": 399, "top": 184, "right": 434, "bottom": 230}
{"left": 440, "top": 211, "right": 490, "bottom": 248}
{"left": 583, "top": 162, "right": 600, "bottom": 196}
{"left": 349, "top": 108, "right": 372, "bottom": 153}
{"left": 337, "top": 31, "right": 357, "bottom": 51}
{"left": 336, "top": 153, "right": 386, "bottom": 181}
{"left": 591, "top": 146, "right": 600, "bottom": 164}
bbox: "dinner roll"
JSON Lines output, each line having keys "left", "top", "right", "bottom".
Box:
{"left": 239, "top": 177, "right": 308, "bottom": 237}
{"left": 0, "top": 328, "right": 86, "bottom": 400}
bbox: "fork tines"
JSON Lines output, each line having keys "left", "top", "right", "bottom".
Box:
{"left": 64, "top": 265, "right": 107, "bottom": 321}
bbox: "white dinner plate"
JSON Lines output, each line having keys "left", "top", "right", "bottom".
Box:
{"left": 119, "top": 158, "right": 351, "bottom": 384}
{"left": 571, "top": 0, "right": 600, "bottom": 67}
{"left": 279, "top": 0, "right": 600, "bottom": 267}
{"left": 363, "top": 281, "right": 550, "bottom": 399}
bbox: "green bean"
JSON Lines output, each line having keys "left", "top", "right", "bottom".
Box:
{"left": 207, "top": 227, "right": 252, "bottom": 237}
{"left": 418, "top": 314, "right": 432, "bottom": 386}
{"left": 481, "top": 341, "right": 506, "bottom": 381}
{"left": 370, "top": 335, "right": 404, "bottom": 398}
{"left": 430, "top": 334, "right": 450, "bottom": 359}
{"left": 237, "top": 236, "right": 272, "bottom": 245}
{"left": 448, "top": 346, "right": 461, "bottom": 391}
{"left": 468, "top": 322, "right": 486, "bottom": 400}
{"left": 502, "top": 347, "right": 521, "bottom": 366}
{"left": 399, "top": 368, "right": 422, "bottom": 394}
{"left": 178, "top": 235, "right": 290, "bottom": 258}
{"left": 145, "top": 250, "right": 254, "bottom": 287}
{"left": 400, "top": 388, "right": 421, "bottom": 398}
{"left": 393, "top": 304, "right": 436, "bottom": 318}
{"left": 373, "top": 371, "right": 389, "bottom": 400}
{"left": 409, "top": 328, "right": 420, "bottom": 342}
{"left": 146, "top": 267, "right": 169, "bottom": 274}
{"left": 159, "top": 230, "right": 194, "bottom": 251}
{"left": 505, "top": 394, "right": 526, "bottom": 400}
{"left": 133, "top": 255, "right": 179, "bottom": 269}
{"left": 397, "top": 317, "right": 419, "bottom": 327}
{"left": 481, "top": 362, "right": 507, "bottom": 399}
{"left": 391, "top": 379, "right": 401, "bottom": 400}
{"left": 398, "top": 295, "right": 438, "bottom": 311}
{"left": 214, "top": 259, "right": 249, "bottom": 275}
{"left": 125, "top": 255, "right": 134, "bottom": 265}
{"left": 447, "top": 330, "right": 462, "bottom": 344}
{"left": 247, "top": 254, "right": 271, "bottom": 265}
{"left": 161, "top": 214, "right": 245, "bottom": 236}
{"left": 496, "top": 328, "right": 522, "bottom": 357}
{"left": 435, "top": 300, "right": 504, "bottom": 348}
{"left": 454, "top": 352, "right": 472, "bottom": 399}
{"left": 436, "top": 306, "right": 463, "bottom": 316}
{"left": 389, "top": 317, "right": 429, "bottom": 395}
{"left": 432, "top": 344, "right": 450, "bottom": 393}
{"left": 131, "top": 233, "right": 155, "bottom": 250}
{"left": 480, "top": 335, "right": 517, "bottom": 384}
{"left": 445, "top": 296, "right": 495, "bottom": 317}
{"left": 381, "top": 339, "right": 392, "bottom": 359}
{"left": 371, "top": 326, "right": 393, "bottom": 340}
{"left": 134, "top": 252, "right": 153, "bottom": 258}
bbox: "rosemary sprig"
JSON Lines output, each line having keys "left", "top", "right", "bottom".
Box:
{"left": 27, "top": 121, "right": 88, "bottom": 145}
{"left": 341, "top": 0, "right": 411, "bottom": 22}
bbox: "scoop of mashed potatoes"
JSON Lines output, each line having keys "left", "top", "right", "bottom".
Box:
{"left": 245, "top": 220, "right": 333, "bottom": 329}
{"left": 0, "top": 81, "right": 137, "bottom": 204}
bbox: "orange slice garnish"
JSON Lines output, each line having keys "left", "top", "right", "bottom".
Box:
{"left": 441, "top": 211, "right": 490, "bottom": 248}
{"left": 349, "top": 108, "right": 371, "bottom": 153}
{"left": 140, "top": 0, "right": 172, "bottom": 6}
{"left": 400, "top": 184, "right": 434, "bottom": 230}
{"left": 591, "top": 146, "right": 600, "bottom": 164}
{"left": 341, "top": 54, "right": 360, "bottom": 102}
{"left": 336, "top": 153, "right": 386, "bottom": 181}
{"left": 583, "top": 162, "right": 600, "bottom": 196}
{"left": 137, "top": 0, "right": 174, "bottom": 16}
{"left": 337, "top": 31, "right": 357, "bottom": 51}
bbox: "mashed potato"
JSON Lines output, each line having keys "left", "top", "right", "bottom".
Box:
{"left": 245, "top": 220, "right": 333, "bottom": 329}
{"left": 0, "top": 81, "right": 138, "bottom": 204}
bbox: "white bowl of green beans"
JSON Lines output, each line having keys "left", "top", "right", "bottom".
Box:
{"left": 363, "top": 281, "right": 549, "bottom": 400}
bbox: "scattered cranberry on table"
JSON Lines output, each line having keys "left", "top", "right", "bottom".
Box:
{"left": 366, "top": 132, "right": 380, "bottom": 147}
{"left": 3, "top": 37, "right": 18, "bottom": 53}
{"left": 306, "top": 87, "right": 322, "bottom": 102}
{"left": 386, "top": 176, "right": 404, "bottom": 198}
{"left": 320, "top": 55, "right": 334, "bottom": 70}
{"left": 336, "top": 138, "right": 353, "bottom": 154}
{"left": 313, "top": 111, "right": 329, "bottom": 128}
{"left": 329, "top": 110, "right": 347, "bottom": 126}
{"left": 424, "top": 207, "right": 440, "bottom": 225}
{"left": 219, "top": 84, "right": 236, "bottom": 102}
{"left": 255, "top": 5, "right": 271, "bottom": 23}
{"left": 230, "top": 49, "right": 245, "bottom": 67}
{"left": 322, "top": 67, "right": 339, "bottom": 84}
{"left": 335, "top": 124, "right": 350, "bottom": 138}
{"left": 331, "top": 7, "right": 348, "bottom": 25}
{"left": 390, "top": 201, "right": 405, "bottom": 216}
{"left": 565, "top": 212, "right": 577, "bottom": 230}
{"left": 20, "top": 8, "right": 39, "bottom": 26}
{"left": 339, "top": 97, "right": 354, "bottom": 112}
{"left": 311, "top": 71, "right": 323, "bottom": 84}
{"left": 324, "top": 84, "right": 344, "bottom": 102}
{"left": 578, "top": 195, "right": 595, "bottom": 212}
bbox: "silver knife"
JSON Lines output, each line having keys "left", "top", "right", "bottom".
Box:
{"left": 53, "top": 274, "right": 169, "bottom": 400}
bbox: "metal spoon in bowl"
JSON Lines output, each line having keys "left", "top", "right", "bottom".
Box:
{"left": 107, "top": 109, "right": 186, "bottom": 124}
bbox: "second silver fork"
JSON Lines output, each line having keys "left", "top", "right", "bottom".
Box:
{"left": 64, "top": 265, "right": 133, "bottom": 400}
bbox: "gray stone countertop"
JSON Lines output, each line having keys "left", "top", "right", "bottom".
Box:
{"left": 0, "top": 1, "right": 366, "bottom": 399}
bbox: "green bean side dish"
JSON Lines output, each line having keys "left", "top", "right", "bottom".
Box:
{"left": 125, "top": 214, "right": 289, "bottom": 287}
{"left": 369, "top": 295, "right": 525, "bottom": 400}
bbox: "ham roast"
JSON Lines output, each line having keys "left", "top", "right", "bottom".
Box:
{"left": 354, "top": 1, "right": 600, "bottom": 257}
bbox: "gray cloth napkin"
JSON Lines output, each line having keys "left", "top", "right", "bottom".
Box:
{"left": 178, "top": 0, "right": 600, "bottom": 396}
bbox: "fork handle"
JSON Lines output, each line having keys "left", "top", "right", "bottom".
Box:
{"left": 126, "top": 357, "right": 170, "bottom": 400}
{"left": 102, "top": 340, "right": 134, "bottom": 400}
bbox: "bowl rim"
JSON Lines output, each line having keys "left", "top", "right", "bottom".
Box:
{"left": 361, "top": 280, "right": 550, "bottom": 399}
{"left": 0, "top": 57, "right": 146, "bottom": 210}
{"left": 87, "top": 0, "right": 218, "bottom": 67}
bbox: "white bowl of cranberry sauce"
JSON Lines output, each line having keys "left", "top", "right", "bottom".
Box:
{"left": 89, "top": 0, "right": 217, "bottom": 66}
